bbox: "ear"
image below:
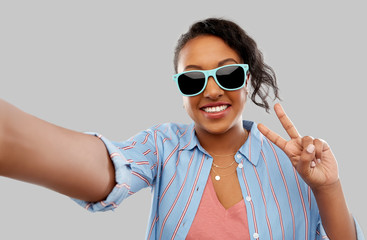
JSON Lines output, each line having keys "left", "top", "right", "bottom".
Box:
{"left": 245, "top": 73, "right": 251, "bottom": 94}
{"left": 245, "top": 73, "right": 251, "bottom": 87}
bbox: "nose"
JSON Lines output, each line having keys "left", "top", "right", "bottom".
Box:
{"left": 203, "top": 76, "right": 224, "bottom": 99}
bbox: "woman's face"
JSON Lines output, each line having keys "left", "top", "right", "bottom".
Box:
{"left": 177, "top": 35, "right": 248, "bottom": 136}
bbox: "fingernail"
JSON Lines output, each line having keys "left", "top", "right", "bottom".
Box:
{"left": 310, "top": 161, "right": 316, "bottom": 168}
{"left": 306, "top": 144, "right": 315, "bottom": 153}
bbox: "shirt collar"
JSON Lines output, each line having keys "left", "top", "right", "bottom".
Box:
{"left": 179, "top": 120, "right": 263, "bottom": 166}
{"left": 178, "top": 122, "right": 198, "bottom": 151}
{"left": 238, "top": 120, "right": 263, "bottom": 166}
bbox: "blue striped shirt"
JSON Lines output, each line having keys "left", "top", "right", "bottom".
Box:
{"left": 74, "top": 120, "right": 364, "bottom": 240}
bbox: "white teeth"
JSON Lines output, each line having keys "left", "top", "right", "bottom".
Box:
{"left": 203, "top": 105, "right": 228, "bottom": 113}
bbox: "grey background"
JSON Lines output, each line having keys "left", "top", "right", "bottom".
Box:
{"left": 0, "top": 0, "right": 365, "bottom": 239}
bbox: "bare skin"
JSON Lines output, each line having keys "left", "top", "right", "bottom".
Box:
{"left": 209, "top": 155, "right": 243, "bottom": 209}
{"left": 0, "top": 99, "right": 115, "bottom": 202}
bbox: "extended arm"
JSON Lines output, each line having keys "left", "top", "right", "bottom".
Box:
{"left": 0, "top": 99, "right": 115, "bottom": 202}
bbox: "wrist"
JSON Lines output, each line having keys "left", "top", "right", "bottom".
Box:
{"left": 311, "top": 178, "right": 341, "bottom": 196}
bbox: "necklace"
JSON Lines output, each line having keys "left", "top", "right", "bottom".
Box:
{"left": 212, "top": 160, "right": 236, "bottom": 169}
{"left": 211, "top": 167, "right": 237, "bottom": 181}
{"left": 209, "top": 152, "right": 236, "bottom": 157}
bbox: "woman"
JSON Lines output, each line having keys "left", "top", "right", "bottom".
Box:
{"left": 0, "top": 18, "right": 363, "bottom": 239}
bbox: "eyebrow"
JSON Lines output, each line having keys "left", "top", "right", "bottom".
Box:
{"left": 218, "top": 58, "right": 239, "bottom": 66}
{"left": 183, "top": 58, "right": 239, "bottom": 71}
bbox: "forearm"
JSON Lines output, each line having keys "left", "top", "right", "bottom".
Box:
{"left": 0, "top": 99, "right": 115, "bottom": 202}
{"left": 312, "top": 180, "right": 356, "bottom": 240}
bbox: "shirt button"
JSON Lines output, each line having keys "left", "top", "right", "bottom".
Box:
{"left": 246, "top": 196, "right": 252, "bottom": 202}
{"left": 238, "top": 163, "right": 243, "bottom": 169}
{"left": 236, "top": 154, "right": 241, "bottom": 159}
{"left": 253, "top": 232, "right": 259, "bottom": 239}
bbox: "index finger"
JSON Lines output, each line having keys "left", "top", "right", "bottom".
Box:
{"left": 258, "top": 123, "right": 288, "bottom": 150}
{"left": 274, "top": 103, "right": 301, "bottom": 139}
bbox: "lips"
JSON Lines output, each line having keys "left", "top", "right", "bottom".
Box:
{"left": 200, "top": 102, "right": 231, "bottom": 119}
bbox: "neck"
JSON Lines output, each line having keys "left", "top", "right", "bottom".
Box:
{"left": 195, "top": 121, "right": 248, "bottom": 156}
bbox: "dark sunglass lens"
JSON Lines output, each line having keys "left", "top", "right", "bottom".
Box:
{"left": 216, "top": 66, "right": 245, "bottom": 89}
{"left": 178, "top": 72, "right": 206, "bottom": 95}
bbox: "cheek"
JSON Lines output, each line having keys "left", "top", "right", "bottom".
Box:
{"left": 241, "top": 91, "right": 249, "bottom": 105}
{"left": 182, "top": 97, "right": 193, "bottom": 113}
{"left": 183, "top": 96, "right": 199, "bottom": 116}
{"left": 182, "top": 97, "right": 190, "bottom": 110}
{"left": 233, "top": 88, "right": 247, "bottom": 101}
{"left": 231, "top": 89, "right": 248, "bottom": 111}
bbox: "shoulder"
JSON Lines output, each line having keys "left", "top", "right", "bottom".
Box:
{"left": 134, "top": 122, "right": 194, "bottom": 147}
{"left": 144, "top": 122, "right": 193, "bottom": 138}
{"left": 152, "top": 122, "right": 191, "bottom": 133}
{"left": 252, "top": 123, "right": 291, "bottom": 168}
{"left": 261, "top": 133, "right": 290, "bottom": 165}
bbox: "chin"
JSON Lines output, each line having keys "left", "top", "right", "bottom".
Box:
{"left": 196, "top": 121, "right": 235, "bottom": 135}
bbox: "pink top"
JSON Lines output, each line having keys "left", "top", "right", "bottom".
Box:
{"left": 186, "top": 176, "right": 250, "bottom": 239}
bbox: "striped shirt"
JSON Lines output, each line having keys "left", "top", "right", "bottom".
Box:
{"left": 73, "top": 120, "right": 364, "bottom": 240}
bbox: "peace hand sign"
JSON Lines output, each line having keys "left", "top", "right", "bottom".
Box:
{"left": 258, "top": 103, "right": 339, "bottom": 190}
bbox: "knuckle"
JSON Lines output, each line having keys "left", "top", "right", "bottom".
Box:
{"left": 302, "top": 136, "right": 313, "bottom": 143}
{"left": 302, "top": 136, "right": 314, "bottom": 143}
{"left": 306, "top": 135, "right": 314, "bottom": 140}
{"left": 314, "top": 138, "right": 323, "bottom": 145}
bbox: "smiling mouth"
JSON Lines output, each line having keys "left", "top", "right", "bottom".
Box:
{"left": 201, "top": 105, "right": 229, "bottom": 113}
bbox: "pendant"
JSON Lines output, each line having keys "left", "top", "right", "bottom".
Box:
{"left": 215, "top": 175, "right": 221, "bottom": 181}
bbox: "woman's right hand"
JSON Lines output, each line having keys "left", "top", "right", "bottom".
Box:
{"left": 0, "top": 99, "right": 115, "bottom": 202}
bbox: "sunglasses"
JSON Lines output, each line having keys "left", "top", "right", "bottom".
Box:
{"left": 173, "top": 64, "right": 249, "bottom": 97}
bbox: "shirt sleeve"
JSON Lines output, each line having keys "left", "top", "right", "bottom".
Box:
{"left": 72, "top": 129, "right": 160, "bottom": 212}
{"left": 354, "top": 218, "right": 366, "bottom": 240}
{"left": 315, "top": 217, "right": 365, "bottom": 240}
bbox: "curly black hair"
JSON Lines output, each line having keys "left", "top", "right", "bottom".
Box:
{"left": 174, "top": 18, "right": 280, "bottom": 112}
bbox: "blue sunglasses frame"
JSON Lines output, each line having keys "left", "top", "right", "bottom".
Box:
{"left": 173, "top": 64, "right": 249, "bottom": 97}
